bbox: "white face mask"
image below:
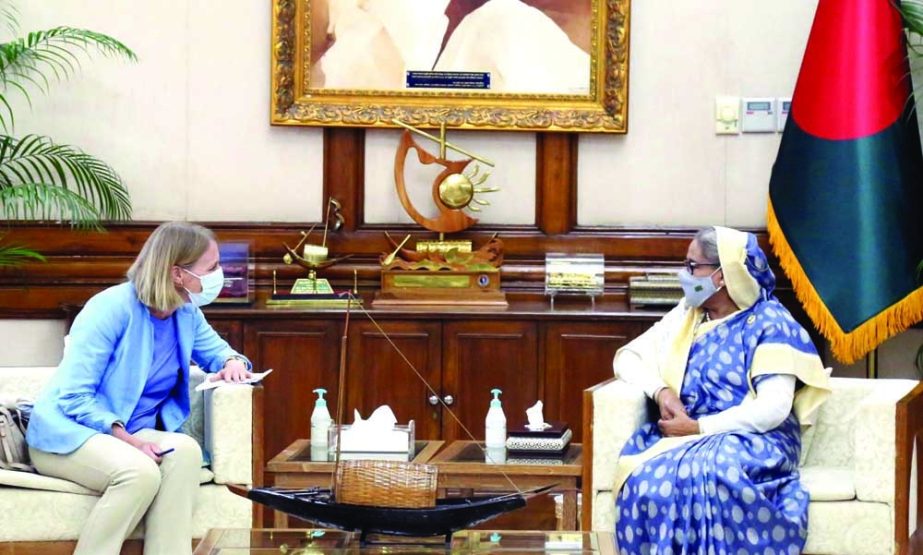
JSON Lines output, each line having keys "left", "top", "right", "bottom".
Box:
{"left": 677, "top": 267, "right": 723, "bottom": 308}
{"left": 182, "top": 267, "right": 224, "bottom": 307}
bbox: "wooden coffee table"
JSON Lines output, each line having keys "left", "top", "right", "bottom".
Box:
{"left": 429, "top": 441, "right": 582, "bottom": 531}
{"left": 265, "top": 439, "right": 444, "bottom": 528}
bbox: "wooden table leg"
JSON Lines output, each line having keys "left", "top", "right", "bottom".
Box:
{"left": 563, "top": 490, "right": 577, "bottom": 531}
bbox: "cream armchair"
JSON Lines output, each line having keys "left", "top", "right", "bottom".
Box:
{"left": 0, "top": 365, "right": 262, "bottom": 549}
{"left": 582, "top": 376, "right": 923, "bottom": 555}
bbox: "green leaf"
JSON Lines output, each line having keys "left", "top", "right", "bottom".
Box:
{"left": 0, "top": 134, "right": 130, "bottom": 223}
{"left": 0, "top": 182, "right": 102, "bottom": 225}
{"left": 0, "top": 26, "right": 137, "bottom": 133}
{"left": 0, "top": 238, "right": 46, "bottom": 267}
{"left": 0, "top": 5, "right": 135, "bottom": 235}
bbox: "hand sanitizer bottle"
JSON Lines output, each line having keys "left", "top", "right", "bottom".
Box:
{"left": 310, "top": 388, "right": 332, "bottom": 448}
{"left": 485, "top": 388, "right": 507, "bottom": 449}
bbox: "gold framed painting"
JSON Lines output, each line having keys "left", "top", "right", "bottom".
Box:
{"left": 271, "top": 0, "right": 630, "bottom": 133}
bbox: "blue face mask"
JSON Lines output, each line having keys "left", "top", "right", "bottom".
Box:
{"left": 678, "top": 267, "right": 722, "bottom": 308}
{"left": 182, "top": 267, "right": 224, "bottom": 307}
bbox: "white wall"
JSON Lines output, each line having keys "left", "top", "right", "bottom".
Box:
{"left": 579, "top": 0, "right": 818, "bottom": 227}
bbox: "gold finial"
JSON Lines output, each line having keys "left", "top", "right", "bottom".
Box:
{"left": 353, "top": 269, "right": 358, "bottom": 295}
{"left": 272, "top": 270, "right": 277, "bottom": 295}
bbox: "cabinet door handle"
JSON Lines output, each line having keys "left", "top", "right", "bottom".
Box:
{"left": 428, "top": 395, "right": 440, "bottom": 406}
{"left": 442, "top": 395, "right": 455, "bottom": 406}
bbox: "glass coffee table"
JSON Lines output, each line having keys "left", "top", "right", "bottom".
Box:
{"left": 194, "top": 529, "right": 616, "bottom": 553}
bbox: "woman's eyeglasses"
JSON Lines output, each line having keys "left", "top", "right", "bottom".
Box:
{"left": 684, "top": 259, "right": 719, "bottom": 273}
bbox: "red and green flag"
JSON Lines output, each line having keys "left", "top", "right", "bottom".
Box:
{"left": 768, "top": 0, "right": 923, "bottom": 363}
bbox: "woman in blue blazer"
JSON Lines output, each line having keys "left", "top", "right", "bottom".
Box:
{"left": 26, "top": 221, "right": 252, "bottom": 555}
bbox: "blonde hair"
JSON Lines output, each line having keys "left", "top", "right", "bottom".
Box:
{"left": 127, "top": 221, "right": 216, "bottom": 312}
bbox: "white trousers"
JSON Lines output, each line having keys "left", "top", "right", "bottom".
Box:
{"left": 29, "top": 429, "right": 202, "bottom": 555}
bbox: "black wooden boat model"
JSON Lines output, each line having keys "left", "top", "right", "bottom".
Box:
{"left": 227, "top": 484, "right": 554, "bottom": 544}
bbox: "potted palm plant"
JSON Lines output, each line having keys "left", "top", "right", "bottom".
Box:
{"left": 0, "top": 2, "right": 135, "bottom": 266}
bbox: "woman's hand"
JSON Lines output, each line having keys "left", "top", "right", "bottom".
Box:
{"left": 135, "top": 442, "right": 165, "bottom": 463}
{"left": 658, "top": 412, "right": 700, "bottom": 437}
{"left": 213, "top": 358, "right": 252, "bottom": 383}
{"left": 111, "top": 423, "right": 163, "bottom": 462}
{"left": 655, "top": 388, "right": 687, "bottom": 421}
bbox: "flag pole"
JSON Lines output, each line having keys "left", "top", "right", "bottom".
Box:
{"left": 865, "top": 347, "right": 878, "bottom": 379}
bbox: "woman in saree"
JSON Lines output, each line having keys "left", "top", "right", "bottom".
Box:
{"left": 612, "top": 226, "right": 830, "bottom": 554}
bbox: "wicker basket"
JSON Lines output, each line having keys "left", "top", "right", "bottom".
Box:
{"left": 334, "top": 460, "right": 437, "bottom": 508}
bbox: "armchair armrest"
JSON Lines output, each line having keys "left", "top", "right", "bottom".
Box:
{"left": 582, "top": 377, "right": 651, "bottom": 529}
{"left": 205, "top": 384, "right": 262, "bottom": 485}
{"left": 853, "top": 379, "right": 918, "bottom": 504}
{"left": 896, "top": 381, "right": 923, "bottom": 555}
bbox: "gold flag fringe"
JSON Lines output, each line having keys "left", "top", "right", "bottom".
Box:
{"left": 767, "top": 200, "right": 923, "bottom": 365}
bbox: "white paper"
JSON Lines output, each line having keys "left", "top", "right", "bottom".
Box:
{"left": 195, "top": 369, "right": 273, "bottom": 392}
{"left": 526, "top": 400, "right": 551, "bottom": 431}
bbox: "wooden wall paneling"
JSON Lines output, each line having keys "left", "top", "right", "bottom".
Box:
{"left": 243, "top": 320, "right": 341, "bottom": 466}
{"left": 323, "top": 127, "right": 365, "bottom": 232}
{"left": 0, "top": 223, "right": 799, "bottom": 323}
{"left": 536, "top": 132, "right": 578, "bottom": 235}
{"left": 442, "top": 320, "right": 539, "bottom": 442}
{"left": 542, "top": 320, "right": 654, "bottom": 442}
{"left": 345, "top": 320, "right": 443, "bottom": 439}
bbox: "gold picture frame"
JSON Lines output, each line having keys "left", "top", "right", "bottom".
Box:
{"left": 271, "top": 0, "right": 630, "bottom": 133}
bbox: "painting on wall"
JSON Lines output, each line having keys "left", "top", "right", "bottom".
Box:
{"left": 271, "top": 0, "right": 630, "bottom": 133}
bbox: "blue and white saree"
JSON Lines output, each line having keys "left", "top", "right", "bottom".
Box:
{"left": 613, "top": 228, "right": 830, "bottom": 555}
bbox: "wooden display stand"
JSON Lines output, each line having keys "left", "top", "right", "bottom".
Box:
{"left": 373, "top": 269, "right": 507, "bottom": 307}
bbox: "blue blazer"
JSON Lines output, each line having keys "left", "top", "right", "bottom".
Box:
{"left": 26, "top": 282, "right": 247, "bottom": 454}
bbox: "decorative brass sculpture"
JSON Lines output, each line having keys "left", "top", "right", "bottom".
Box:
{"left": 269, "top": 199, "right": 358, "bottom": 306}
{"left": 374, "top": 120, "right": 506, "bottom": 307}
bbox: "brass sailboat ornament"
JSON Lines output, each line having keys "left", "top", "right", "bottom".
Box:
{"left": 268, "top": 198, "right": 359, "bottom": 306}
{"left": 374, "top": 120, "right": 507, "bottom": 307}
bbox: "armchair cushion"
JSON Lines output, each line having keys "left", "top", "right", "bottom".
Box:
{"left": 800, "top": 466, "right": 854, "bottom": 501}
{"left": 0, "top": 468, "right": 96, "bottom": 495}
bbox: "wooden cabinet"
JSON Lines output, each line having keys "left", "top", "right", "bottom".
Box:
{"left": 346, "top": 320, "right": 443, "bottom": 439}
{"left": 209, "top": 319, "right": 243, "bottom": 352}
{"left": 207, "top": 302, "right": 660, "bottom": 466}
{"left": 442, "top": 321, "right": 539, "bottom": 442}
{"left": 542, "top": 321, "right": 650, "bottom": 442}
{"left": 243, "top": 320, "right": 342, "bottom": 465}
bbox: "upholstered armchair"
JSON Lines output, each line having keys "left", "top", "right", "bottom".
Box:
{"left": 582, "top": 376, "right": 923, "bottom": 555}
{"left": 0, "top": 365, "right": 263, "bottom": 550}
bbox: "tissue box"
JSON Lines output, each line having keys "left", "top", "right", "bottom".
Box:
{"left": 506, "top": 422, "right": 572, "bottom": 453}
{"left": 328, "top": 421, "right": 415, "bottom": 455}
